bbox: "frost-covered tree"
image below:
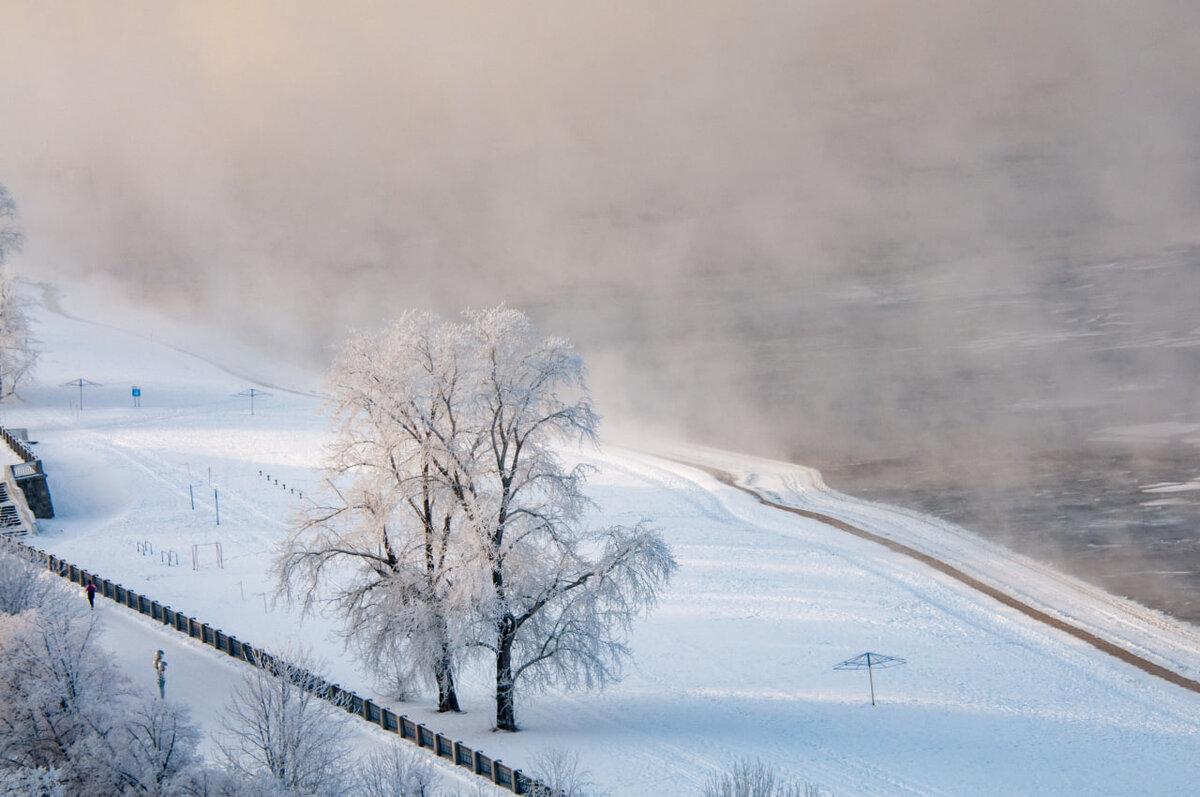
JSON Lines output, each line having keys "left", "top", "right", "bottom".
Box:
{"left": 277, "top": 312, "right": 471, "bottom": 712}
{"left": 117, "top": 698, "right": 202, "bottom": 795}
{"left": 214, "top": 647, "right": 351, "bottom": 797}
{"left": 0, "top": 541, "right": 55, "bottom": 614}
{"left": 355, "top": 742, "right": 438, "bottom": 797}
{"left": 0, "top": 765, "right": 66, "bottom": 796}
{"left": 280, "top": 306, "right": 676, "bottom": 731}
{"left": 0, "top": 183, "right": 22, "bottom": 267}
{"left": 0, "top": 600, "right": 120, "bottom": 782}
{"left": 0, "top": 183, "right": 36, "bottom": 401}
{"left": 0, "top": 268, "right": 36, "bottom": 401}
{"left": 0, "top": 570, "right": 205, "bottom": 794}
{"left": 453, "top": 307, "right": 677, "bottom": 731}
{"left": 526, "top": 747, "right": 602, "bottom": 797}
{"left": 702, "top": 759, "right": 823, "bottom": 797}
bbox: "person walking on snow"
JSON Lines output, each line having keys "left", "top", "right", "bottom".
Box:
{"left": 85, "top": 580, "right": 96, "bottom": 609}
{"left": 154, "top": 650, "right": 167, "bottom": 699}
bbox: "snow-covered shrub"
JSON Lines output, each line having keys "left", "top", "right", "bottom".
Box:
{"left": 702, "top": 758, "right": 824, "bottom": 797}
{"left": 527, "top": 746, "right": 603, "bottom": 797}
{"left": 214, "top": 647, "right": 351, "bottom": 797}
{"left": 0, "top": 541, "right": 55, "bottom": 615}
{"left": 355, "top": 741, "right": 438, "bottom": 797}
{"left": 172, "top": 767, "right": 279, "bottom": 797}
{"left": 118, "top": 698, "right": 203, "bottom": 795}
{"left": 0, "top": 765, "right": 66, "bottom": 796}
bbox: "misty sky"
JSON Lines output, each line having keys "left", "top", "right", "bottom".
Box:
{"left": 3, "top": 0, "right": 1200, "bottom": 466}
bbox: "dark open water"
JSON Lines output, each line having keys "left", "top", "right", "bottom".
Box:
{"left": 796, "top": 251, "right": 1200, "bottom": 623}
{"left": 822, "top": 440, "right": 1200, "bottom": 623}
{"left": 541, "top": 247, "right": 1200, "bottom": 625}
{"left": 810, "top": 251, "right": 1200, "bottom": 622}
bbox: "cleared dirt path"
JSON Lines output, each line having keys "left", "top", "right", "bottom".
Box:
{"left": 683, "top": 458, "right": 1200, "bottom": 695}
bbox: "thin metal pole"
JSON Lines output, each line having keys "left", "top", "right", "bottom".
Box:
{"left": 214, "top": 488, "right": 220, "bottom": 525}
{"left": 867, "top": 654, "right": 876, "bottom": 706}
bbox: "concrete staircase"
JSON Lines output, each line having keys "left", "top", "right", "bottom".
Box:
{"left": 0, "top": 426, "right": 51, "bottom": 538}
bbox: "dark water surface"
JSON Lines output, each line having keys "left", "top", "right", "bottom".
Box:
{"left": 541, "top": 247, "right": 1200, "bottom": 625}
{"left": 822, "top": 440, "right": 1200, "bottom": 623}
{"left": 794, "top": 252, "right": 1200, "bottom": 624}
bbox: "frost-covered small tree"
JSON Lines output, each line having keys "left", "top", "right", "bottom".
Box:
{"left": 116, "top": 698, "right": 202, "bottom": 795}
{"left": 0, "top": 183, "right": 22, "bottom": 268}
{"left": 214, "top": 647, "right": 351, "bottom": 797}
{"left": 0, "top": 541, "right": 55, "bottom": 614}
{"left": 0, "top": 268, "right": 36, "bottom": 401}
{"left": 277, "top": 311, "right": 471, "bottom": 712}
{"left": 0, "top": 600, "right": 121, "bottom": 782}
{"left": 355, "top": 742, "right": 439, "bottom": 797}
{"left": 0, "top": 572, "right": 206, "bottom": 794}
{"left": 454, "top": 307, "right": 677, "bottom": 731}
{"left": 702, "top": 759, "right": 823, "bottom": 797}
{"left": 0, "top": 765, "right": 66, "bottom": 796}
{"left": 527, "top": 747, "right": 603, "bottom": 797}
{"left": 0, "top": 183, "right": 36, "bottom": 401}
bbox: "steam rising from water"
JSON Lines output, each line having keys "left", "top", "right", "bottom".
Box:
{"left": 3, "top": 2, "right": 1200, "bottom": 614}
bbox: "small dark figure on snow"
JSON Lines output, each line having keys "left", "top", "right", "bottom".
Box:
{"left": 154, "top": 650, "right": 167, "bottom": 699}
{"left": 85, "top": 580, "right": 96, "bottom": 609}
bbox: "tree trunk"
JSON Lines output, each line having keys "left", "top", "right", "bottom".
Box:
{"left": 494, "top": 615, "right": 518, "bottom": 731}
{"left": 435, "top": 654, "right": 460, "bottom": 713}
{"left": 434, "top": 613, "right": 460, "bottom": 713}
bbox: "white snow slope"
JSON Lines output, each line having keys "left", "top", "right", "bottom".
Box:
{"left": 6, "top": 275, "right": 1200, "bottom": 796}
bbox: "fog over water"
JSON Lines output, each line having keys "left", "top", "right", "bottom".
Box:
{"left": 3, "top": 2, "right": 1200, "bottom": 618}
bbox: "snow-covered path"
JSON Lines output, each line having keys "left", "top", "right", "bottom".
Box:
{"left": 90, "top": 591, "right": 488, "bottom": 792}
{"left": 9, "top": 275, "right": 1200, "bottom": 795}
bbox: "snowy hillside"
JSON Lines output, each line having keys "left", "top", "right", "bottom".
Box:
{"left": 7, "top": 275, "right": 1200, "bottom": 796}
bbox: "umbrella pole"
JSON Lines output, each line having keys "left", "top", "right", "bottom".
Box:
{"left": 866, "top": 653, "right": 876, "bottom": 706}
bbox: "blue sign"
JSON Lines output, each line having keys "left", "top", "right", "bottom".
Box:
{"left": 132, "top": 387, "right": 141, "bottom": 397}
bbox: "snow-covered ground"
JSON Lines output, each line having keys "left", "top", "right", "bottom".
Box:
{"left": 7, "top": 274, "right": 1200, "bottom": 796}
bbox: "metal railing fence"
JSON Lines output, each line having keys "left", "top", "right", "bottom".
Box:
{"left": 1, "top": 537, "right": 551, "bottom": 796}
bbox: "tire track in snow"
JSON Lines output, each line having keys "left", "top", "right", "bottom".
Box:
{"left": 676, "top": 458, "right": 1200, "bottom": 696}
